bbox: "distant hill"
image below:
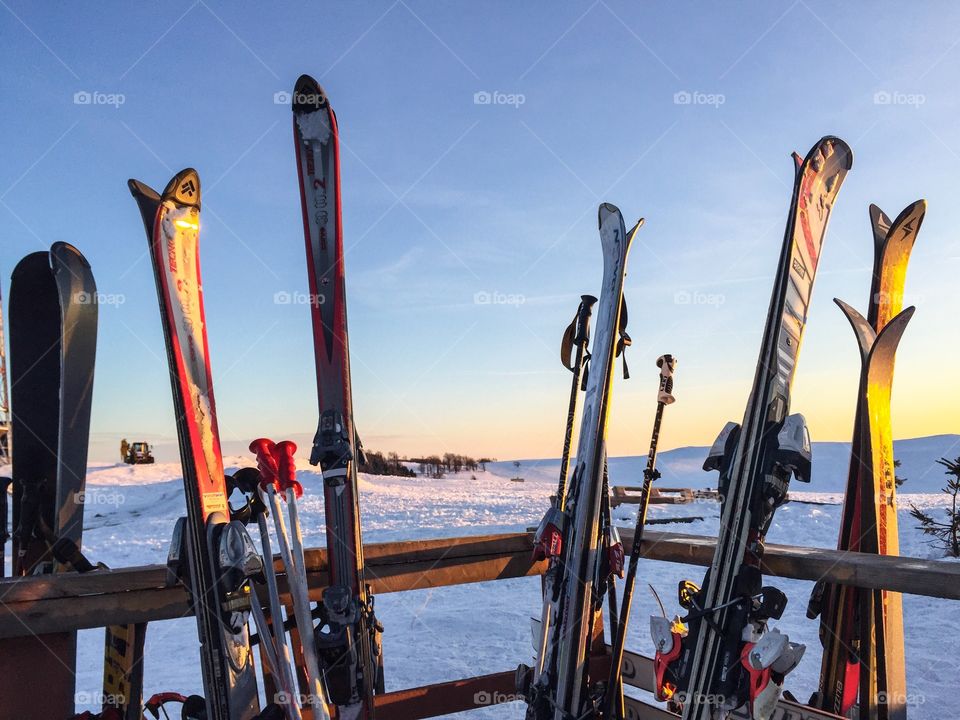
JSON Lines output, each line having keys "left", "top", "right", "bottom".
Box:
{"left": 493, "top": 434, "right": 960, "bottom": 494}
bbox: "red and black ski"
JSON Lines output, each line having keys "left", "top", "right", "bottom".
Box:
{"left": 292, "top": 74, "right": 382, "bottom": 717}
{"left": 130, "top": 169, "right": 261, "bottom": 720}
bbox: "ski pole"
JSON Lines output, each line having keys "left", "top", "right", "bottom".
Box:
{"left": 274, "top": 440, "right": 332, "bottom": 719}
{"left": 528, "top": 296, "right": 597, "bottom": 686}
{"left": 234, "top": 466, "right": 302, "bottom": 718}
{"left": 599, "top": 454, "right": 625, "bottom": 707}
{"left": 604, "top": 354, "right": 676, "bottom": 720}
{"left": 556, "top": 295, "right": 597, "bottom": 506}
{"left": 250, "top": 439, "right": 330, "bottom": 720}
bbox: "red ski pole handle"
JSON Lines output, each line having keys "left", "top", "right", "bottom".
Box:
{"left": 273, "top": 440, "right": 303, "bottom": 499}
{"left": 249, "top": 438, "right": 280, "bottom": 492}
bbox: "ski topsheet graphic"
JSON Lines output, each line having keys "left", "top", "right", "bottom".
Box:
{"left": 521, "top": 203, "right": 639, "bottom": 720}
{"left": 130, "top": 169, "right": 261, "bottom": 720}
{"left": 293, "top": 73, "right": 383, "bottom": 718}
{"left": 649, "top": 137, "right": 853, "bottom": 720}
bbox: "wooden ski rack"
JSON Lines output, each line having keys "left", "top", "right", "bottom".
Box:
{"left": 1, "top": 528, "right": 957, "bottom": 718}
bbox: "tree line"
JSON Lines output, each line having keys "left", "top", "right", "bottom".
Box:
{"left": 358, "top": 451, "right": 496, "bottom": 479}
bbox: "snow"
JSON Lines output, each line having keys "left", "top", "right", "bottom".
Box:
{"left": 15, "top": 441, "right": 959, "bottom": 717}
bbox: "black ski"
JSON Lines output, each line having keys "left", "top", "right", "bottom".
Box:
{"left": 2, "top": 243, "right": 97, "bottom": 718}
{"left": 653, "top": 137, "right": 853, "bottom": 720}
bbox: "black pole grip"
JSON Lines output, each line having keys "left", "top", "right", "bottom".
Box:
{"left": 574, "top": 294, "right": 598, "bottom": 344}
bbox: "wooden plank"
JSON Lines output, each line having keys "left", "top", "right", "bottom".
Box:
{"left": 2, "top": 530, "right": 959, "bottom": 638}
{"left": 373, "top": 670, "right": 518, "bottom": 719}
{"left": 629, "top": 530, "right": 960, "bottom": 601}
{"left": 373, "top": 655, "right": 610, "bottom": 719}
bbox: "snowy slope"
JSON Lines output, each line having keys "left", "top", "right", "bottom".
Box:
{"left": 17, "top": 449, "right": 957, "bottom": 718}
{"left": 500, "top": 433, "right": 960, "bottom": 494}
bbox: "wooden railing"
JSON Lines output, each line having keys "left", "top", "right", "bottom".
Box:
{"left": 1, "top": 528, "right": 956, "bottom": 717}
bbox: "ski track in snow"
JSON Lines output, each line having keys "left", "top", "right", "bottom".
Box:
{"left": 50, "top": 456, "right": 959, "bottom": 718}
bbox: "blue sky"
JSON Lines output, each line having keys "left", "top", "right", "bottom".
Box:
{"left": 2, "top": 2, "right": 958, "bottom": 462}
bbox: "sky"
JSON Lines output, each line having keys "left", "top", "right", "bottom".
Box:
{"left": 1, "top": 1, "right": 959, "bottom": 462}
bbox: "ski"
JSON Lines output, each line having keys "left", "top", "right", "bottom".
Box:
{"left": 51, "top": 243, "right": 98, "bottom": 558}
{"left": 292, "top": 73, "right": 383, "bottom": 716}
{"left": 520, "top": 203, "right": 639, "bottom": 720}
{"left": 102, "top": 622, "right": 148, "bottom": 720}
{"left": 653, "top": 137, "right": 852, "bottom": 720}
{"left": 129, "top": 169, "right": 262, "bottom": 720}
{"left": 831, "top": 301, "right": 914, "bottom": 719}
{"left": 1, "top": 243, "right": 97, "bottom": 718}
{"left": 810, "top": 201, "right": 924, "bottom": 719}
{"left": 604, "top": 353, "right": 676, "bottom": 719}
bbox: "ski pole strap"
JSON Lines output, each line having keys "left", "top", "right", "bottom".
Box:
{"left": 249, "top": 438, "right": 280, "bottom": 492}
{"left": 616, "top": 296, "right": 631, "bottom": 379}
{"left": 274, "top": 440, "right": 303, "bottom": 499}
{"left": 560, "top": 294, "right": 598, "bottom": 371}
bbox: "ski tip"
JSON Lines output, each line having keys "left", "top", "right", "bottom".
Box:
{"left": 161, "top": 168, "right": 201, "bottom": 209}
{"left": 49, "top": 241, "right": 90, "bottom": 269}
{"left": 868, "top": 203, "right": 888, "bottom": 224}
{"left": 869, "top": 305, "right": 915, "bottom": 366}
{"left": 598, "top": 202, "right": 622, "bottom": 228}
{"left": 293, "top": 73, "right": 329, "bottom": 114}
{"left": 895, "top": 198, "right": 928, "bottom": 223}
{"left": 816, "top": 135, "right": 853, "bottom": 170}
{"left": 127, "top": 178, "right": 159, "bottom": 202}
{"left": 883, "top": 199, "right": 927, "bottom": 247}
{"left": 834, "top": 298, "right": 875, "bottom": 359}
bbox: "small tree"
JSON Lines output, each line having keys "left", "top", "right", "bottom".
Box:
{"left": 909, "top": 456, "right": 960, "bottom": 558}
{"left": 894, "top": 458, "right": 907, "bottom": 488}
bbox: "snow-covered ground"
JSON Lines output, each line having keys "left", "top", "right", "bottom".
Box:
{"left": 12, "top": 443, "right": 960, "bottom": 717}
